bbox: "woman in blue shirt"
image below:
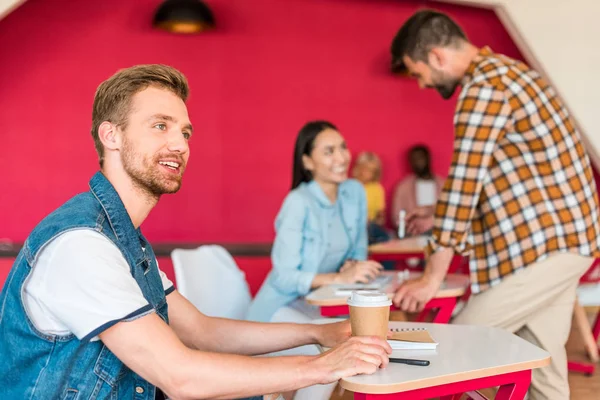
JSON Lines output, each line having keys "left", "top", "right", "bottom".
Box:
{"left": 247, "top": 121, "right": 383, "bottom": 323}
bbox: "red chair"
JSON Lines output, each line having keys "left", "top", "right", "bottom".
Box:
{"left": 568, "top": 259, "right": 600, "bottom": 376}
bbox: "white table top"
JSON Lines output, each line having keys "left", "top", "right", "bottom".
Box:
{"left": 335, "top": 321, "right": 551, "bottom": 394}
{"left": 305, "top": 272, "right": 470, "bottom": 306}
{"left": 368, "top": 236, "right": 428, "bottom": 255}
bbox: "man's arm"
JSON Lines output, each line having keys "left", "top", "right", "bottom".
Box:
{"left": 429, "top": 84, "right": 511, "bottom": 256}
{"left": 99, "top": 311, "right": 391, "bottom": 400}
{"left": 166, "top": 290, "right": 348, "bottom": 355}
{"left": 393, "top": 247, "right": 455, "bottom": 312}
{"left": 394, "top": 84, "right": 512, "bottom": 310}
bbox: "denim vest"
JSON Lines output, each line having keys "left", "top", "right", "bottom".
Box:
{"left": 0, "top": 172, "right": 168, "bottom": 400}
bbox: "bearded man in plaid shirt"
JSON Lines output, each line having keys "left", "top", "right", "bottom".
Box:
{"left": 390, "top": 9, "right": 600, "bottom": 399}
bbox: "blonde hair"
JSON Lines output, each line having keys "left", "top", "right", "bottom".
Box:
{"left": 352, "top": 151, "right": 382, "bottom": 182}
{"left": 91, "top": 64, "right": 190, "bottom": 167}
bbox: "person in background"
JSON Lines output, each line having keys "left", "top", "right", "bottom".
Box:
{"left": 0, "top": 66, "right": 391, "bottom": 400}
{"left": 352, "top": 151, "right": 391, "bottom": 244}
{"left": 389, "top": 10, "right": 600, "bottom": 399}
{"left": 391, "top": 145, "right": 444, "bottom": 235}
{"left": 248, "top": 121, "right": 383, "bottom": 325}
{"left": 247, "top": 121, "right": 384, "bottom": 399}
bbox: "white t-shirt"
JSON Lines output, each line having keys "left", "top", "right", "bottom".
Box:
{"left": 416, "top": 179, "right": 437, "bottom": 207}
{"left": 23, "top": 230, "right": 173, "bottom": 342}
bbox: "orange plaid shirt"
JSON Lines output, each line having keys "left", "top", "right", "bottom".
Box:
{"left": 429, "top": 47, "right": 600, "bottom": 293}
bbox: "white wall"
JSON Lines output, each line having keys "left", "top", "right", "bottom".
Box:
{"left": 0, "top": 0, "right": 24, "bottom": 20}
{"left": 437, "top": 0, "right": 600, "bottom": 166}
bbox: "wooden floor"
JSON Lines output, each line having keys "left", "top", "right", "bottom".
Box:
{"left": 566, "top": 306, "right": 599, "bottom": 399}
{"left": 331, "top": 307, "right": 600, "bottom": 400}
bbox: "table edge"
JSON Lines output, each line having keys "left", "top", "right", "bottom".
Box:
{"left": 339, "top": 355, "right": 551, "bottom": 394}
{"left": 305, "top": 276, "right": 468, "bottom": 306}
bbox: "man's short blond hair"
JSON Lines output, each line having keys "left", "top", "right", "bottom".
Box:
{"left": 91, "top": 64, "right": 189, "bottom": 167}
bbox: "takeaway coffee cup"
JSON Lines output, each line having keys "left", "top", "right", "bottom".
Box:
{"left": 347, "top": 290, "right": 391, "bottom": 339}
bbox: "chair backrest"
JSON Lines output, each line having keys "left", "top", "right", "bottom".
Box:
{"left": 171, "top": 245, "right": 252, "bottom": 320}
{"left": 577, "top": 259, "right": 600, "bottom": 307}
{"left": 580, "top": 259, "right": 600, "bottom": 284}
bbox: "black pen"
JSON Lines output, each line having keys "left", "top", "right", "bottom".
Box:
{"left": 389, "top": 358, "right": 430, "bottom": 366}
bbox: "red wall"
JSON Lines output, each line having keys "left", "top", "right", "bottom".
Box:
{"left": 0, "top": 1, "right": 525, "bottom": 290}
{"left": 0, "top": 0, "right": 523, "bottom": 246}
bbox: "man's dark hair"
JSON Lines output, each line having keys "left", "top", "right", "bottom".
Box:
{"left": 390, "top": 10, "right": 468, "bottom": 73}
{"left": 409, "top": 144, "right": 430, "bottom": 159}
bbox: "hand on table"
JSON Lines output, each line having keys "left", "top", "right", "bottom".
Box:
{"left": 405, "top": 206, "right": 435, "bottom": 235}
{"left": 337, "top": 260, "right": 383, "bottom": 284}
{"left": 406, "top": 215, "right": 434, "bottom": 235}
{"left": 392, "top": 273, "right": 443, "bottom": 313}
{"left": 310, "top": 336, "right": 392, "bottom": 384}
{"left": 406, "top": 206, "right": 434, "bottom": 219}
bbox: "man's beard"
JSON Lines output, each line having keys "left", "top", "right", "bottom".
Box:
{"left": 413, "top": 166, "right": 431, "bottom": 179}
{"left": 121, "top": 137, "right": 185, "bottom": 197}
{"left": 435, "top": 82, "right": 459, "bottom": 99}
{"left": 431, "top": 69, "right": 460, "bottom": 100}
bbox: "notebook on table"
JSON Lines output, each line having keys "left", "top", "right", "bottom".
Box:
{"left": 388, "top": 327, "right": 438, "bottom": 350}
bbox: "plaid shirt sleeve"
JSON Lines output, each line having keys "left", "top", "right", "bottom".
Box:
{"left": 428, "top": 84, "right": 513, "bottom": 255}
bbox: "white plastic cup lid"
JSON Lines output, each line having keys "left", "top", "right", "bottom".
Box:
{"left": 347, "top": 290, "right": 392, "bottom": 307}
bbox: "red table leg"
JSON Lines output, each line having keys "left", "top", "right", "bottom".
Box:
{"left": 415, "top": 297, "right": 457, "bottom": 323}
{"left": 431, "top": 297, "right": 457, "bottom": 323}
{"left": 494, "top": 372, "right": 531, "bottom": 400}
{"left": 448, "top": 255, "right": 469, "bottom": 274}
{"left": 439, "top": 394, "right": 462, "bottom": 400}
{"left": 592, "top": 308, "right": 600, "bottom": 342}
{"left": 567, "top": 260, "right": 600, "bottom": 376}
{"left": 352, "top": 369, "right": 531, "bottom": 399}
{"left": 320, "top": 305, "right": 351, "bottom": 317}
{"left": 566, "top": 305, "right": 599, "bottom": 376}
{"left": 567, "top": 361, "right": 595, "bottom": 376}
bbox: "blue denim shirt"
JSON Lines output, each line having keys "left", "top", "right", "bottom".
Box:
{"left": 0, "top": 172, "right": 170, "bottom": 399}
{"left": 247, "top": 179, "right": 368, "bottom": 322}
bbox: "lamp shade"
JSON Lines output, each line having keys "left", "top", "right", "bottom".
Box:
{"left": 153, "top": 0, "right": 215, "bottom": 34}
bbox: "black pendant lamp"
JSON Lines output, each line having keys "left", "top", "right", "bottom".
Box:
{"left": 153, "top": 0, "right": 216, "bottom": 34}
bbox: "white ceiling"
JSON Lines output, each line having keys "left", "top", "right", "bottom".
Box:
{"left": 437, "top": 0, "right": 600, "bottom": 167}
{"left": 0, "top": 0, "right": 25, "bottom": 20}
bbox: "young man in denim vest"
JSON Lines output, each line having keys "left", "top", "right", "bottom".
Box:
{"left": 0, "top": 65, "right": 391, "bottom": 400}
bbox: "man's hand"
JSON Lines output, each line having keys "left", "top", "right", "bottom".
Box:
{"left": 405, "top": 206, "right": 435, "bottom": 235}
{"left": 392, "top": 273, "right": 443, "bottom": 313}
{"left": 406, "top": 206, "right": 435, "bottom": 219}
{"left": 313, "top": 320, "right": 352, "bottom": 348}
{"left": 309, "top": 336, "right": 392, "bottom": 384}
{"left": 406, "top": 215, "right": 434, "bottom": 235}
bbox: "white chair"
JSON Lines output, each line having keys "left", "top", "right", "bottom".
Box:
{"left": 171, "top": 245, "right": 252, "bottom": 320}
